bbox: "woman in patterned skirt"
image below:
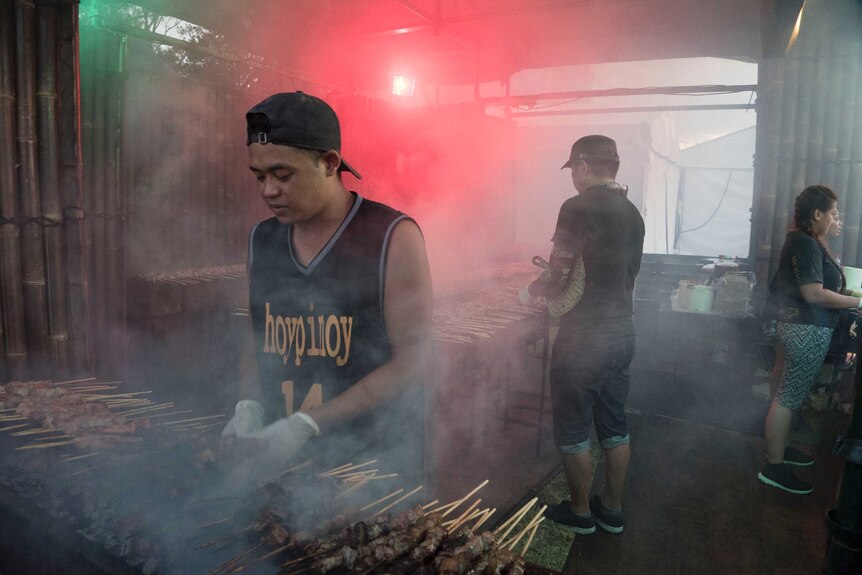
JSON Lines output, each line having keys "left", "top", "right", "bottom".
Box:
{"left": 759, "top": 185, "right": 862, "bottom": 494}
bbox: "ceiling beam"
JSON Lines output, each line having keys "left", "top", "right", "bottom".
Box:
{"left": 481, "top": 84, "right": 758, "bottom": 106}
{"left": 508, "top": 103, "right": 755, "bottom": 117}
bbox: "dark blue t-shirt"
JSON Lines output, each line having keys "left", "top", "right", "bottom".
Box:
{"left": 770, "top": 230, "right": 842, "bottom": 327}
{"left": 551, "top": 184, "right": 645, "bottom": 328}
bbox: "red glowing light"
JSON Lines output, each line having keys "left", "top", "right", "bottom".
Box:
{"left": 392, "top": 76, "right": 415, "bottom": 97}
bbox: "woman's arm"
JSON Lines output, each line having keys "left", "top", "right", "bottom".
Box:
{"left": 799, "top": 282, "right": 861, "bottom": 309}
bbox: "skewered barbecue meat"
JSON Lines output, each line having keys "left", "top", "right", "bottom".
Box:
{"left": 279, "top": 501, "right": 528, "bottom": 575}
{"left": 303, "top": 506, "right": 440, "bottom": 573}
{"left": 1, "top": 381, "right": 151, "bottom": 450}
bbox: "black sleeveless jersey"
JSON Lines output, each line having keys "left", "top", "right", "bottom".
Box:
{"left": 248, "top": 193, "right": 413, "bottom": 422}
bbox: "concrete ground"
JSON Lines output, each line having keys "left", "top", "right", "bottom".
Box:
{"left": 432, "top": 371, "right": 851, "bottom": 575}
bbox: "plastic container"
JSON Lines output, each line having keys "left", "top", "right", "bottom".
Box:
{"left": 689, "top": 285, "right": 715, "bottom": 313}
{"left": 844, "top": 266, "right": 862, "bottom": 291}
{"left": 676, "top": 280, "right": 698, "bottom": 310}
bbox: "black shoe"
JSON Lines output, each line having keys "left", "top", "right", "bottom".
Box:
{"left": 589, "top": 496, "right": 625, "bottom": 534}
{"left": 783, "top": 446, "right": 814, "bottom": 467}
{"left": 544, "top": 501, "right": 596, "bottom": 535}
{"left": 757, "top": 463, "right": 813, "bottom": 494}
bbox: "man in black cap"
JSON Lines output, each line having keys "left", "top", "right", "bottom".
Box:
{"left": 527, "top": 135, "right": 644, "bottom": 535}
{"left": 221, "top": 92, "right": 433, "bottom": 477}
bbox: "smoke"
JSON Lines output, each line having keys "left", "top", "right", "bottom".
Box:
{"left": 21, "top": 5, "right": 777, "bottom": 572}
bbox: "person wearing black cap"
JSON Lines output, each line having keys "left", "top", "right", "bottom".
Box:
{"left": 529, "top": 135, "right": 645, "bottom": 535}
{"left": 220, "top": 92, "right": 433, "bottom": 477}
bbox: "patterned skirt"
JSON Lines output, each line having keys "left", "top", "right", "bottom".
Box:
{"left": 776, "top": 322, "right": 833, "bottom": 409}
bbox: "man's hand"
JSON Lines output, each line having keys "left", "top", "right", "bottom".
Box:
{"left": 247, "top": 412, "right": 321, "bottom": 463}
{"left": 221, "top": 400, "right": 265, "bottom": 438}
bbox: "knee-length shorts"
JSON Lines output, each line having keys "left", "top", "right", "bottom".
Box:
{"left": 550, "top": 320, "right": 636, "bottom": 455}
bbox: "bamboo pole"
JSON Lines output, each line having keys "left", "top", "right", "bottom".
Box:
{"left": 0, "top": 0, "right": 28, "bottom": 381}
{"left": 228, "top": 91, "right": 246, "bottom": 262}
{"left": 195, "top": 82, "right": 208, "bottom": 266}
{"left": 845, "top": 47, "right": 862, "bottom": 267}
{"left": 833, "top": 35, "right": 860, "bottom": 263}
{"left": 191, "top": 82, "right": 206, "bottom": 268}
{"left": 751, "top": 61, "right": 775, "bottom": 283}
{"left": 215, "top": 85, "right": 226, "bottom": 264}
{"left": 16, "top": 0, "right": 51, "bottom": 379}
{"left": 803, "top": 40, "right": 827, "bottom": 187}
{"left": 103, "top": 31, "right": 126, "bottom": 377}
{"left": 88, "top": 27, "right": 108, "bottom": 373}
{"left": 818, "top": 35, "right": 840, "bottom": 190}
{"left": 67, "top": 5, "right": 93, "bottom": 377}
{"left": 771, "top": 54, "right": 801, "bottom": 269}
{"left": 790, "top": 47, "right": 813, "bottom": 194}
{"left": 36, "top": 2, "right": 72, "bottom": 380}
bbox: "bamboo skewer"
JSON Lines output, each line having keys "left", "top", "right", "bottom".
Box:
{"left": 79, "top": 390, "right": 150, "bottom": 399}
{"left": 335, "top": 476, "right": 371, "bottom": 500}
{"left": 444, "top": 500, "right": 484, "bottom": 532}
{"left": 54, "top": 377, "right": 97, "bottom": 385}
{"left": 126, "top": 409, "right": 192, "bottom": 421}
{"left": 279, "top": 459, "right": 312, "bottom": 477}
{"left": 457, "top": 507, "right": 488, "bottom": 529}
{"left": 61, "top": 452, "right": 101, "bottom": 462}
{"left": 431, "top": 479, "right": 490, "bottom": 518}
{"left": 521, "top": 520, "right": 542, "bottom": 557}
{"left": 420, "top": 499, "right": 439, "bottom": 510}
{"left": 35, "top": 434, "right": 72, "bottom": 442}
{"left": 207, "top": 542, "right": 262, "bottom": 575}
{"left": 338, "top": 468, "right": 379, "bottom": 479}
{"left": 117, "top": 402, "right": 175, "bottom": 416}
{"left": 359, "top": 488, "right": 404, "bottom": 512}
{"left": 280, "top": 545, "right": 338, "bottom": 568}
{"left": 321, "top": 459, "right": 378, "bottom": 478}
{"left": 443, "top": 498, "right": 482, "bottom": 532}
{"left": 195, "top": 522, "right": 254, "bottom": 550}
{"left": 471, "top": 507, "right": 496, "bottom": 532}
{"left": 16, "top": 439, "right": 75, "bottom": 450}
{"left": 12, "top": 427, "right": 57, "bottom": 436}
{"left": 495, "top": 497, "right": 538, "bottom": 541}
{"left": 318, "top": 462, "right": 354, "bottom": 476}
{"left": 503, "top": 506, "right": 547, "bottom": 551}
{"left": 368, "top": 473, "right": 398, "bottom": 481}
{"left": 373, "top": 485, "right": 423, "bottom": 516}
{"left": 196, "top": 421, "right": 227, "bottom": 432}
{"left": 0, "top": 423, "right": 30, "bottom": 432}
{"left": 160, "top": 414, "right": 226, "bottom": 426}
{"left": 70, "top": 386, "right": 119, "bottom": 393}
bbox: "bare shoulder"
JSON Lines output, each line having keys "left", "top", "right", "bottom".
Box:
{"left": 387, "top": 218, "right": 428, "bottom": 266}
{"left": 384, "top": 218, "right": 432, "bottom": 299}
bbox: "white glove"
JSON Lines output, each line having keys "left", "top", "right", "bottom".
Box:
{"left": 221, "top": 400, "right": 265, "bottom": 438}
{"left": 247, "top": 412, "right": 321, "bottom": 463}
{"left": 519, "top": 285, "right": 534, "bottom": 304}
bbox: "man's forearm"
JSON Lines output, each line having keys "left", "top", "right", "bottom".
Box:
{"left": 237, "top": 334, "right": 264, "bottom": 404}
{"left": 306, "top": 350, "right": 429, "bottom": 433}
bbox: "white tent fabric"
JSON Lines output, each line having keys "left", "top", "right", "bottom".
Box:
{"left": 675, "top": 127, "right": 755, "bottom": 257}
{"left": 511, "top": 114, "right": 680, "bottom": 255}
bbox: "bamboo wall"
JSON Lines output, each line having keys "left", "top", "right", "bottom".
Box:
{"left": 751, "top": 0, "right": 862, "bottom": 285}
{"left": 121, "top": 65, "right": 265, "bottom": 276}
{"left": 0, "top": 0, "right": 91, "bottom": 383}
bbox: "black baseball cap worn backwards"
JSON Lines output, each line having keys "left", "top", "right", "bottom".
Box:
{"left": 561, "top": 134, "right": 620, "bottom": 170}
{"left": 246, "top": 91, "right": 362, "bottom": 179}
